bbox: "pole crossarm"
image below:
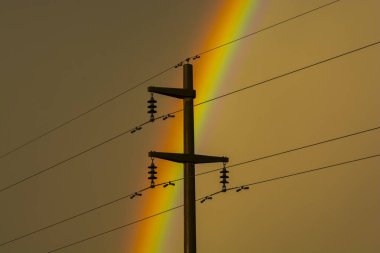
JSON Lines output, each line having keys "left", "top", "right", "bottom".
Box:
{"left": 148, "top": 86, "right": 196, "bottom": 99}
{"left": 149, "top": 151, "right": 229, "bottom": 164}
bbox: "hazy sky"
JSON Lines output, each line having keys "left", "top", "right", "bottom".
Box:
{"left": 0, "top": 0, "right": 379, "bottom": 252}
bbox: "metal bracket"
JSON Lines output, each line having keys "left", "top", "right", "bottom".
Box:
{"left": 149, "top": 151, "right": 228, "bottom": 164}
{"left": 148, "top": 86, "right": 196, "bottom": 99}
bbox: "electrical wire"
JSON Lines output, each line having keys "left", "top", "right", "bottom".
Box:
{"left": 1, "top": 125, "right": 378, "bottom": 247}
{"left": 195, "top": 126, "right": 380, "bottom": 177}
{"left": 196, "top": 0, "right": 341, "bottom": 57}
{"left": 200, "top": 153, "right": 380, "bottom": 201}
{"left": 0, "top": 1, "right": 375, "bottom": 250}
{"left": 0, "top": 119, "right": 152, "bottom": 193}
{"left": 1, "top": 39, "right": 377, "bottom": 194}
{"left": 45, "top": 153, "right": 379, "bottom": 253}
{"left": 194, "top": 41, "right": 380, "bottom": 107}
{"left": 0, "top": 0, "right": 341, "bottom": 161}
{"left": 0, "top": 66, "right": 175, "bottom": 161}
{"left": 153, "top": 40, "right": 380, "bottom": 121}
{"left": 0, "top": 186, "right": 149, "bottom": 247}
{"left": 47, "top": 205, "right": 183, "bottom": 253}
{"left": 0, "top": 180, "right": 177, "bottom": 247}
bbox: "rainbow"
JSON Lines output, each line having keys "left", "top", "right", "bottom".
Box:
{"left": 129, "top": 1, "right": 262, "bottom": 252}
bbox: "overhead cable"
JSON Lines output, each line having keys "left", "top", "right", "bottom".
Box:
{"left": 1, "top": 125, "right": 378, "bottom": 247}
{"left": 0, "top": 0, "right": 341, "bottom": 161}
{"left": 1, "top": 40, "right": 377, "bottom": 194}
{"left": 45, "top": 153, "right": 379, "bottom": 253}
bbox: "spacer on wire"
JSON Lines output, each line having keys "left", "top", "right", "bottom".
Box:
{"left": 163, "top": 181, "right": 175, "bottom": 188}
{"left": 130, "top": 192, "right": 142, "bottom": 199}
{"left": 147, "top": 93, "right": 157, "bottom": 122}
{"left": 163, "top": 114, "right": 175, "bottom": 120}
{"left": 174, "top": 61, "right": 183, "bottom": 68}
{"left": 200, "top": 196, "right": 213, "bottom": 204}
{"left": 131, "top": 126, "right": 142, "bottom": 134}
{"left": 148, "top": 158, "right": 157, "bottom": 188}
{"left": 220, "top": 162, "right": 229, "bottom": 192}
{"left": 192, "top": 55, "right": 200, "bottom": 61}
{"left": 236, "top": 186, "right": 249, "bottom": 192}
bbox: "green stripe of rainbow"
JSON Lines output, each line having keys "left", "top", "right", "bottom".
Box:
{"left": 129, "top": 1, "right": 262, "bottom": 252}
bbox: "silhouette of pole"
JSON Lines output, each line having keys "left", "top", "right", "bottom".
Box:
{"left": 148, "top": 63, "right": 228, "bottom": 253}
{"left": 183, "top": 63, "right": 196, "bottom": 253}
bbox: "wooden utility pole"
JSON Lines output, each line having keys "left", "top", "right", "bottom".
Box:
{"left": 147, "top": 63, "right": 228, "bottom": 253}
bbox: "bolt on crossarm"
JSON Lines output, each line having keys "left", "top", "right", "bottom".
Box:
{"left": 147, "top": 63, "right": 229, "bottom": 253}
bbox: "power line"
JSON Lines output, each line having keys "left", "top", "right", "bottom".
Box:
{"left": 1, "top": 125, "right": 378, "bottom": 247}
{"left": 47, "top": 205, "right": 183, "bottom": 253}
{"left": 194, "top": 41, "right": 380, "bottom": 107}
{"left": 155, "top": 40, "right": 380, "bottom": 120}
{"left": 0, "top": 120, "right": 151, "bottom": 193}
{"left": 196, "top": 0, "right": 341, "bottom": 56}
{"left": 0, "top": 0, "right": 341, "bottom": 161}
{"left": 0, "top": 186, "right": 148, "bottom": 247}
{"left": 0, "top": 180, "right": 176, "bottom": 247}
{"left": 45, "top": 153, "right": 379, "bottom": 253}
{"left": 0, "top": 40, "right": 378, "bottom": 194}
{"left": 0, "top": 66, "right": 175, "bottom": 161}
{"left": 200, "top": 153, "right": 380, "bottom": 202}
{"left": 196, "top": 125, "right": 380, "bottom": 177}
{"left": 0, "top": 114, "right": 178, "bottom": 194}
{"left": 0, "top": 1, "right": 373, "bottom": 250}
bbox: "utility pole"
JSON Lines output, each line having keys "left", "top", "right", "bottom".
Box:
{"left": 183, "top": 63, "right": 196, "bottom": 253}
{"left": 147, "top": 63, "right": 229, "bottom": 253}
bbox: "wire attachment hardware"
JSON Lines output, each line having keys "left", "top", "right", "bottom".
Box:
{"left": 175, "top": 55, "right": 200, "bottom": 68}
{"left": 163, "top": 181, "right": 175, "bottom": 188}
{"left": 130, "top": 192, "right": 142, "bottom": 199}
{"left": 131, "top": 126, "right": 142, "bottom": 134}
{"left": 236, "top": 186, "right": 249, "bottom": 192}
{"left": 147, "top": 93, "right": 157, "bottom": 122}
{"left": 148, "top": 158, "right": 157, "bottom": 188}
{"left": 200, "top": 196, "right": 213, "bottom": 204}
{"left": 174, "top": 62, "right": 183, "bottom": 68}
{"left": 220, "top": 162, "right": 229, "bottom": 192}
{"left": 192, "top": 55, "right": 200, "bottom": 61}
{"left": 163, "top": 114, "right": 175, "bottom": 120}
